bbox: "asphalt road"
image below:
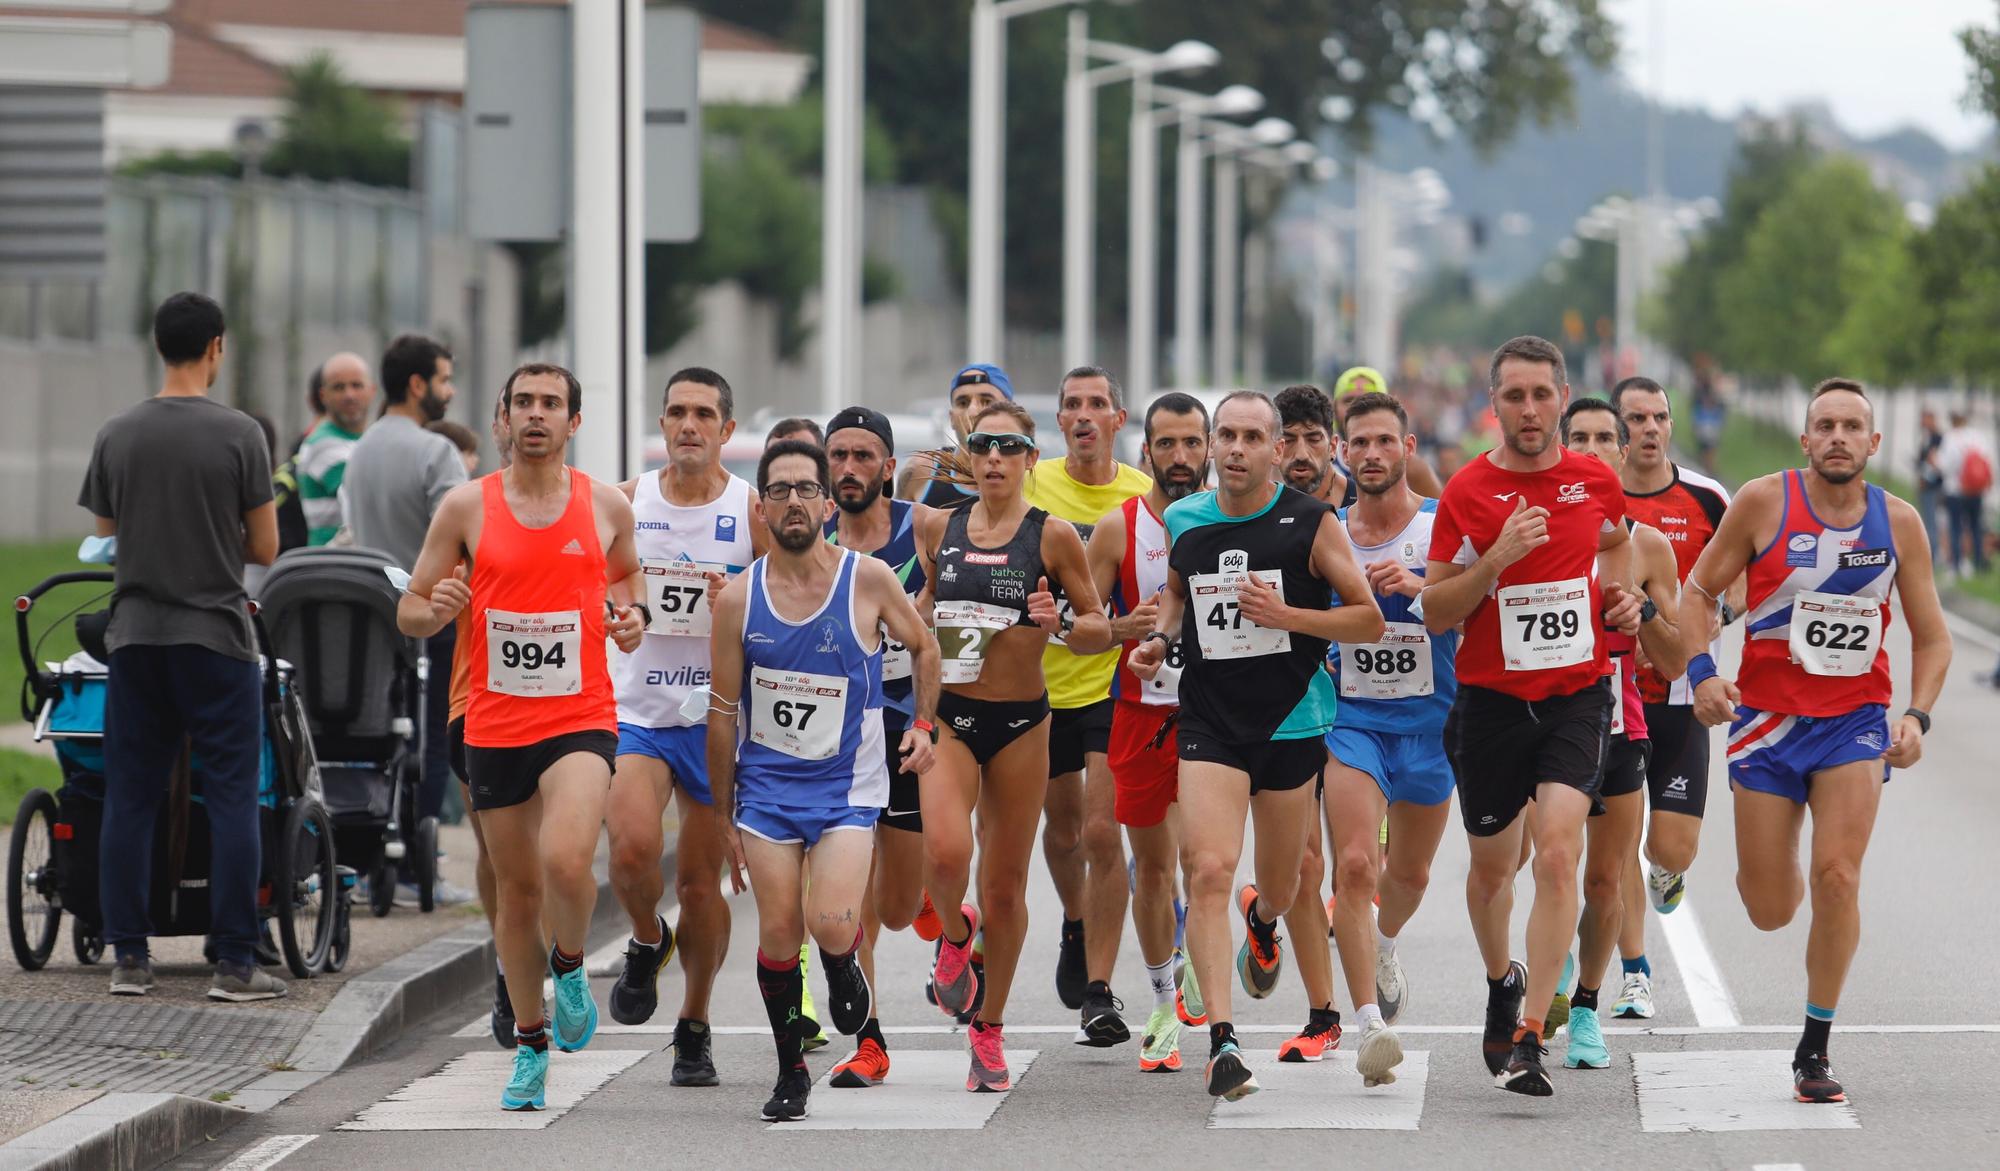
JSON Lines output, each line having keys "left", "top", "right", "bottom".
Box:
{"left": 173, "top": 614, "right": 2000, "bottom": 1170}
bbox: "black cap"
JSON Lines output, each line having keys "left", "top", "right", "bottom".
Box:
{"left": 825, "top": 405, "right": 894, "bottom": 454}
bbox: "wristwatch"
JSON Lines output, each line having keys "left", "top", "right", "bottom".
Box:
{"left": 912, "top": 717, "right": 939, "bottom": 744}
{"left": 1903, "top": 707, "right": 1931, "bottom": 735}
{"left": 1720, "top": 601, "right": 1739, "bottom": 626}
{"left": 1057, "top": 611, "right": 1076, "bottom": 637}
{"left": 628, "top": 601, "right": 653, "bottom": 628}
{"left": 1639, "top": 597, "right": 1659, "bottom": 624}
{"left": 1142, "top": 631, "right": 1170, "bottom": 649}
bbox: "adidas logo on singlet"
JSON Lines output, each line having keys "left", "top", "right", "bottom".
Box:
{"left": 561, "top": 539, "right": 584, "bottom": 555}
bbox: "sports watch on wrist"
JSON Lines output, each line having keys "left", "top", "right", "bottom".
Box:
{"left": 1904, "top": 707, "right": 1931, "bottom": 735}
{"left": 1639, "top": 597, "right": 1659, "bottom": 624}
{"left": 912, "top": 717, "right": 939, "bottom": 744}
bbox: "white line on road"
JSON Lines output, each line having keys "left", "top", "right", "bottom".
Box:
{"left": 453, "top": 1019, "right": 2000, "bottom": 1039}
{"left": 1635, "top": 1050, "right": 1858, "bottom": 1132}
{"left": 1654, "top": 899, "right": 1742, "bottom": 1026}
{"left": 1752, "top": 1164, "right": 1807, "bottom": 1171}
{"left": 215, "top": 1135, "right": 318, "bottom": 1171}
{"left": 772, "top": 1050, "right": 1039, "bottom": 1130}
{"left": 1206, "top": 1051, "right": 1429, "bottom": 1130}
{"left": 341, "top": 1049, "right": 648, "bottom": 1131}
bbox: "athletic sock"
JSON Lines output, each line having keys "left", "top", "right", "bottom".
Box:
{"left": 1622, "top": 954, "right": 1651, "bottom": 979}
{"left": 1488, "top": 965, "right": 1522, "bottom": 995}
{"left": 1145, "top": 956, "right": 1176, "bottom": 1008}
{"left": 1208, "top": 1020, "right": 1237, "bottom": 1056}
{"left": 1514, "top": 1019, "right": 1545, "bottom": 1045}
{"left": 549, "top": 944, "right": 583, "bottom": 975}
{"left": 1800, "top": 1004, "right": 1835, "bottom": 1058}
{"left": 515, "top": 1021, "right": 549, "bottom": 1053}
{"left": 1376, "top": 925, "right": 1397, "bottom": 957}
{"left": 756, "top": 949, "right": 806, "bottom": 1069}
{"left": 633, "top": 913, "right": 665, "bottom": 950}
{"left": 858, "top": 1018, "right": 886, "bottom": 1048}
{"left": 1357, "top": 1003, "right": 1385, "bottom": 1031}
{"left": 1572, "top": 985, "right": 1599, "bottom": 1013}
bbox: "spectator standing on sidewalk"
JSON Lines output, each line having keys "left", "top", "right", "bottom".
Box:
{"left": 341, "top": 333, "right": 473, "bottom": 906}
{"left": 79, "top": 291, "right": 288, "bottom": 1002}
{"left": 1938, "top": 409, "right": 1994, "bottom": 577}
{"left": 297, "top": 352, "right": 375, "bottom": 546}
{"left": 1917, "top": 408, "right": 1945, "bottom": 563}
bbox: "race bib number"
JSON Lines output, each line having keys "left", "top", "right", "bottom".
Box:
{"left": 1187, "top": 569, "right": 1290, "bottom": 661}
{"left": 935, "top": 599, "right": 1016, "bottom": 684}
{"left": 1609, "top": 655, "right": 1625, "bottom": 736}
{"left": 486, "top": 608, "right": 582, "bottom": 697}
{"left": 641, "top": 559, "right": 724, "bottom": 638}
{"left": 1790, "top": 590, "right": 1882, "bottom": 677}
{"left": 1340, "top": 622, "right": 1434, "bottom": 700}
{"left": 1140, "top": 638, "right": 1185, "bottom": 704}
{"left": 748, "top": 667, "right": 848, "bottom": 761}
{"left": 1498, "top": 577, "right": 1592, "bottom": 670}
{"left": 879, "top": 628, "right": 912, "bottom": 681}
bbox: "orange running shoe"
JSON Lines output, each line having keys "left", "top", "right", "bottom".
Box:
{"left": 830, "top": 1037, "right": 890, "bottom": 1088}
{"left": 1276, "top": 1008, "right": 1343, "bottom": 1063}
{"left": 912, "top": 892, "right": 942, "bottom": 943}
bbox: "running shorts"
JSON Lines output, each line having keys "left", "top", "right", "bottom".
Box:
{"left": 1110, "top": 699, "right": 1179, "bottom": 827}
{"left": 736, "top": 801, "right": 879, "bottom": 847}
{"left": 1642, "top": 701, "right": 1711, "bottom": 817}
{"left": 880, "top": 714, "right": 922, "bottom": 833}
{"left": 1177, "top": 714, "right": 1324, "bottom": 796}
{"left": 1446, "top": 678, "right": 1611, "bottom": 836}
{"left": 616, "top": 722, "right": 712, "bottom": 806}
{"left": 1726, "top": 704, "right": 1891, "bottom": 805}
{"left": 939, "top": 691, "right": 1051, "bottom": 766}
{"left": 465, "top": 729, "right": 617, "bottom": 811}
{"left": 1324, "top": 725, "right": 1455, "bottom": 807}
{"left": 1048, "top": 696, "right": 1115, "bottom": 778}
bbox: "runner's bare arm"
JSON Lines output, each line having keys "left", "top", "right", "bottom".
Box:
{"left": 397, "top": 482, "right": 478, "bottom": 638}
{"left": 1679, "top": 474, "right": 1779, "bottom": 670}
{"left": 1041, "top": 517, "right": 1112, "bottom": 654}
{"left": 1633, "top": 522, "right": 1686, "bottom": 679}
{"left": 1240, "top": 510, "right": 1381, "bottom": 644}
{"left": 617, "top": 476, "right": 639, "bottom": 501}
{"left": 1422, "top": 496, "right": 1547, "bottom": 633}
{"left": 1887, "top": 495, "right": 1950, "bottom": 768}
{"left": 895, "top": 452, "right": 936, "bottom": 501}
{"left": 704, "top": 576, "right": 750, "bottom": 891}
{"left": 1085, "top": 506, "right": 1146, "bottom": 641}
{"left": 596, "top": 484, "right": 645, "bottom": 651}
{"left": 914, "top": 506, "right": 942, "bottom": 587}
{"left": 863, "top": 557, "right": 940, "bottom": 776}
{"left": 1128, "top": 568, "right": 1185, "bottom": 679}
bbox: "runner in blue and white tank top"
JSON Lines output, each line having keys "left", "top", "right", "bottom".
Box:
{"left": 709, "top": 440, "right": 942, "bottom": 1122}
{"left": 1318, "top": 392, "right": 1461, "bottom": 1090}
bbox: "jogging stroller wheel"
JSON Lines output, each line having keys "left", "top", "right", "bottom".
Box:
{"left": 72, "top": 918, "right": 104, "bottom": 965}
{"left": 412, "top": 816, "right": 440, "bottom": 914}
{"left": 277, "top": 797, "right": 338, "bottom": 978}
{"left": 368, "top": 856, "right": 396, "bottom": 918}
{"left": 7, "top": 789, "right": 63, "bottom": 971}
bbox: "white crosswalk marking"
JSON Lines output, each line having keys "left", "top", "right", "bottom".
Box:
{"left": 1206, "top": 1051, "right": 1429, "bottom": 1130}
{"left": 215, "top": 1135, "right": 318, "bottom": 1170}
{"left": 340, "top": 1049, "right": 649, "bottom": 1131}
{"left": 1634, "top": 1051, "right": 1859, "bottom": 1132}
{"left": 771, "top": 1050, "right": 1039, "bottom": 1130}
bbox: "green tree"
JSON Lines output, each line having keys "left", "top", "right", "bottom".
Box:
{"left": 1909, "top": 166, "right": 2000, "bottom": 383}
{"left": 1821, "top": 229, "right": 1935, "bottom": 386}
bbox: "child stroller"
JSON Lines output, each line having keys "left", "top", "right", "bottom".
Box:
{"left": 7, "top": 571, "right": 344, "bottom": 978}
{"left": 257, "top": 546, "right": 438, "bottom": 916}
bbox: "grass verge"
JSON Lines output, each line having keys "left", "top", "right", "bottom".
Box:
{"left": 0, "top": 745, "right": 61, "bottom": 825}
{"left": 2, "top": 540, "right": 97, "bottom": 727}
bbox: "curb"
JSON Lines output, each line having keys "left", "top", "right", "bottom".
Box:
{"left": 0, "top": 1093, "right": 239, "bottom": 1171}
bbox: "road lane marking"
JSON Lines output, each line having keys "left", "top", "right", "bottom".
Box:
{"left": 216, "top": 1135, "right": 318, "bottom": 1171}
{"left": 1206, "top": 1051, "right": 1428, "bottom": 1130}
{"left": 768, "top": 1050, "right": 1038, "bottom": 1130}
{"left": 341, "top": 1049, "right": 648, "bottom": 1131}
{"left": 453, "top": 1018, "right": 2000, "bottom": 1039}
{"left": 1654, "top": 899, "right": 1741, "bottom": 1026}
{"left": 1634, "top": 1050, "right": 1858, "bottom": 1132}
{"left": 1752, "top": 1164, "right": 1807, "bottom": 1171}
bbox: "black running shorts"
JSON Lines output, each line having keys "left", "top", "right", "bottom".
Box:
{"left": 1047, "top": 696, "right": 1115, "bottom": 778}
{"left": 880, "top": 714, "right": 923, "bottom": 833}
{"left": 1446, "top": 679, "right": 1611, "bottom": 837}
{"left": 464, "top": 729, "right": 618, "bottom": 811}
{"left": 939, "top": 691, "right": 1051, "bottom": 767}
{"left": 1177, "top": 716, "right": 1325, "bottom": 796}
{"left": 1595, "top": 735, "right": 1650, "bottom": 805}
{"left": 1641, "top": 701, "right": 1711, "bottom": 818}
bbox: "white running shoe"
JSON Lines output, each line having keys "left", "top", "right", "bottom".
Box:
{"left": 1356, "top": 1021, "right": 1403, "bottom": 1087}
{"left": 1646, "top": 864, "right": 1686, "bottom": 914}
{"left": 1375, "top": 946, "right": 1408, "bottom": 1026}
{"left": 1611, "top": 970, "right": 1656, "bottom": 1019}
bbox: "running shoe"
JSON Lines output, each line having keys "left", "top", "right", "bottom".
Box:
{"left": 761, "top": 1065, "right": 813, "bottom": 1121}
{"left": 931, "top": 905, "right": 982, "bottom": 1018}
{"left": 912, "top": 891, "right": 943, "bottom": 943}
{"left": 799, "top": 945, "right": 828, "bottom": 1051}
{"left": 1176, "top": 950, "right": 1208, "bottom": 1027}
{"left": 1647, "top": 863, "right": 1686, "bottom": 914}
{"left": 1564, "top": 1005, "right": 1609, "bottom": 1070}
{"left": 966, "top": 1022, "right": 1012, "bottom": 1092}
{"left": 1544, "top": 952, "right": 1574, "bottom": 1039}
{"left": 608, "top": 916, "right": 676, "bottom": 1026}
{"left": 1792, "top": 1052, "right": 1846, "bottom": 1103}
{"left": 1499, "top": 1034, "right": 1553, "bottom": 1096}
{"left": 1482, "top": 959, "right": 1527, "bottom": 1076}
{"left": 956, "top": 961, "right": 986, "bottom": 1026}
{"left": 109, "top": 957, "right": 154, "bottom": 997}
{"left": 500, "top": 1044, "right": 548, "bottom": 1111}
{"left": 1056, "top": 918, "right": 1088, "bottom": 1010}
{"left": 208, "top": 963, "right": 287, "bottom": 1002}
{"left": 1235, "top": 884, "right": 1283, "bottom": 1000}
{"left": 822, "top": 947, "right": 873, "bottom": 1036}
{"left": 831, "top": 1037, "right": 890, "bottom": 1088}
{"left": 1357, "top": 1021, "right": 1404, "bottom": 1087}
{"left": 550, "top": 959, "right": 597, "bottom": 1052}
{"left": 1611, "top": 970, "right": 1656, "bottom": 1020}
{"left": 1138, "top": 1004, "right": 1183, "bottom": 1072}
{"left": 1376, "top": 944, "right": 1408, "bottom": 1026}
{"left": 1325, "top": 893, "right": 1338, "bottom": 937}
{"left": 490, "top": 972, "right": 516, "bottom": 1050}
{"left": 1076, "top": 981, "right": 1131, "bottom": 1047}
{"left": 1277, "top": 1008, "right": 1343, "bottom": 1063}
{"left": 1205, "top": 1040, "right": 1260, "bottom": 1101}
{"left": 671, "top": 1018, "right": 720, "bottom": 1087}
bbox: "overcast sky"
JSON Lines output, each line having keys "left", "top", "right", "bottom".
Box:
{"left": 1608, "top": 0, "right": 1995, "bottom": 149}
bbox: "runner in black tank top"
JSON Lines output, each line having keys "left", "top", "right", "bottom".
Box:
{"left": 914, "top": 402, "right": 1110, "bottom": 1095}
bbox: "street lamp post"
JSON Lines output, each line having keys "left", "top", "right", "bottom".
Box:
{"left": 1206, "top": 120, "right": 1299, "bottom": 389}
{"left": 821, "top": 0, "right": 864, "bottom": 415}
{"left": 1145, "top": 83, "right": 1260, "bottom": 392}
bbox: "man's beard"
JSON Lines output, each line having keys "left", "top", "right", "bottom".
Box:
{"left": 1160, "top": 462, "right": 1209, "bottom": 501}
{"left": 418, "top": 386, "right": 448, "bottom": 423}
{"left": 1505, "top": 427, "right": 1552, "bottom": 457}
{"left": 774, "top": 518, "right": 819, "bottom": 552}
{"left": 1355, "top": 464, "right": 1405, "bottom": 496}
{"left": 1813, "top": 455, "right": 1865, "bottom": 484}
{"left": 835, "top": 474, "right": 886, "bottom": 515}
{"left": 1283, "top": 460, "right": 1325, "bottom": 493}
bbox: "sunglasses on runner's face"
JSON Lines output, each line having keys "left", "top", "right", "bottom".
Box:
{"left": 964, "top": 432, "right": 1035, "bottom": 457}
{"left": 762, "top": 480, "right": 826, "bottom": 501}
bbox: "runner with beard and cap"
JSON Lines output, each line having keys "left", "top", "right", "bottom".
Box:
{"left": 1083, "top": 392, "right": 1210, "bottom": 1071}
{"left": 1022, "top": 365, "right": 1152, "bottom": 1026}
{"left": 706, "top": 439, "right": 941, "bottom": 1122}
{"left": 820, "top": 406, "right": 944, "bottom": 1088}
{"left": 899, "top": 364, "right": 1015, "bottom": 510}
{"left": 1329, "top": 368, "right": 1444, "bottom": 502}
{"left": 1680, "top": 378, "right": 1949, "bottom": 1105}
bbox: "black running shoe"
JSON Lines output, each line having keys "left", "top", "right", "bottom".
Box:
{"left": 823, "top": 948, "right": 873, "bottom": 1036}
{"left": 1204, "top": 1040, "right": 1260, "bottom": 1101}
{"left": 1056, "top": 918, "right": 1088, "bottom": 1010}
{"left": 672, "top": 1018, "right": 720, "bottom": 1087}
{"left": 1499, "top": 1035, "right": 1553, "bottom": 1096}
{"left": 609, "top": 917, "right": 677, "bottom": 1027}
{"left": 955, "top": 960, "right": 986, "bottom": 1026}
{"left": 490, "top": 971, "right": 516, "bottom": 1050}
{"left": 761, "top": 1065, "right": 813, "bottom": 1121}
{"left": 1075, "top": 981, "right": 1130, "bottom": 1047}
{"left": 1792, "top": 1052, "right": 1846, "bottom": 1103}
{"left": 1482, "top": 959, "right": 1527, "bottom": 1075}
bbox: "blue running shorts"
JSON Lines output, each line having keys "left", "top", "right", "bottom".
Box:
{"left": 1325, "top": 725, "right": 1455, "bottom": 807}
{"left": 616, "top": 723, "right": 713, "bottom": 806}
{"left": 736, "top": 801, "right": 879, "bottom": 847}
{"left": 1726, "top": 704, "right": 1890, "bottom": 805}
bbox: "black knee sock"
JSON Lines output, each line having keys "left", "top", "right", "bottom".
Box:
{"left": 1572, "top": 985, "right": 1599, "bottom": 1012}
{"left": 1799, "top": 1014, "right": 1833, "bottom": 1058}
{"left": 757, "top": 950, "right": 806, "bottom": 1069}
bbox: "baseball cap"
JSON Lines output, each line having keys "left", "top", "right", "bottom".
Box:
{"left": 1333, "top": 366, "right": 1387, "bottom": 399}
{"left": 825, "top": 405, "right": 894, "bottom": 453}
{"left": 949, "top": 363, "right": 1014, "bottom": 402}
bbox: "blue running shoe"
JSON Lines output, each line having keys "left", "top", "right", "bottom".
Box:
{"left": 1564, "top": 1005, "right": 1608, "bottom": 1070}
{"left": 501, "top": 1045, "right": 548, "bottom": 1111}
{"left": 552, "top": 963, "right": 599, "bottom": 1053}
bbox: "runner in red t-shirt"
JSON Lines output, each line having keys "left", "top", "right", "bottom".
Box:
{"left": 1420, "top": 336, "right": 1640, "bottom": 1098}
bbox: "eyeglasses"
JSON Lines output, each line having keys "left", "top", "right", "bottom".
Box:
{"left": 762, "top": 480, "right": 826, "bottom": 501}
{"left": 963, "top": 432, "right": 1036, "bottom": 457}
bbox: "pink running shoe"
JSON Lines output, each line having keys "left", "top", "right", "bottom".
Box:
{"left": 932, "top": 905, "right": 982, "bottom": 1017}
{"left": 966, "top": 1021, "right": 1011, "bottom": 1092}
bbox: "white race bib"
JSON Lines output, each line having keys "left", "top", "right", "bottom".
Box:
{"left": 879, "top": 626, "right": 912, "bottom": 681}
{"left": 1789, "top": 590, "right": 1882, "bottom": 677}
{"left": 1339, "top": 622, "right": 1434, "bottom": 700}
{"left": 1497, "top": 577, "right": 1592, "bottom": 670}
{"left": 485, "top": 608, "right": 582, "bottom": 697}
{"left": 935, "top": 599, "right": 1017, "bottom": 684}
{"left": 747, "top": 667, "right": 848, "bottom": 760}
{"left": 641, "top": 559, "right": 724, "bottom": 638}
{"left": 1188, "top": 569, "right": 1291, "bottom": 660}
{"left": 1141, "top": 639, "right": 1185, "bottom": 704}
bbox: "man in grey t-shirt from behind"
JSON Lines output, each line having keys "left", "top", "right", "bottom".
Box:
{"left": 340, "top": 333, "right": 469, "bottom": 905}
{"left": 78, "top": 291, "right": 288, "bottom": 1002}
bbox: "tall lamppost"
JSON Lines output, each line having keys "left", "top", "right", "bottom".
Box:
{"left": 1204, "top": 119, "right": 1302, "bottom": 389}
